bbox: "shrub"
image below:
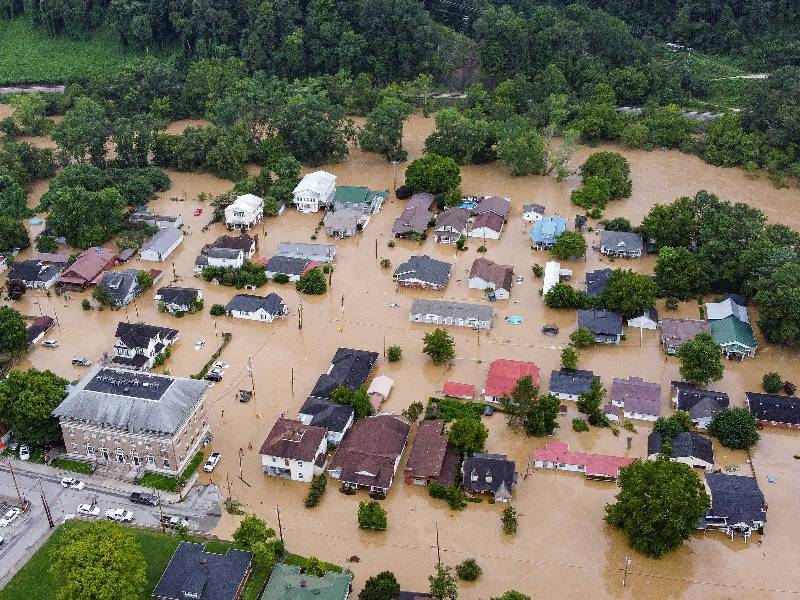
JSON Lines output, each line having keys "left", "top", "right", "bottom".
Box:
{"left": 762, "top": 372, "right": 783, "bottom": 394}
{"left": 785, "top": 381, "right": 797, "bottom": 395}
{"left": 569, "top": 327, "right": 595, "bottom": 348}
{"left": 456, "top": 558, "right": 482, "bottom": 581}
{"left": 272, "top": 273, "right": 290, "bottom": 284}
{"left": 304, "top": 474, "right": 327, "bottom": 508}
{"left": 401, "top": 401, "right": 424, "bottom": 422}
{"left": 380, "top": 258, "right": 391, "bottom": 269}
{"left": 358, "top": 501, "right": 387, "bottom": 530}
{"left": 531, "top": 263, "right": 543, "bottom": 277}
{"left": 210, "top": 303, "right": 226, "bottom": 316}
{"left": 477, "top": 245, "right": 487, "bottom": 253}
{"left": 708, "top": 407, "right": 759, "bottom": 450}
{"left": 501, "top": 506, "right": 518, "bottom": 534}
{"left": 296, "top": 267, "right": 327, "bottom": 295}
{"left": 386, "top": 345, "right": 402, "bottom": 362}
{"left": 81, "top": 299, "right": 91, "bottom": 311}
{"left": 455, "top": 236, "right": 467, "bottom": 251}
{"left": 202, "top": 261, "right": 267, "bottom": 288}
{"left": 387, "top": 240, "right": 396, "bottom": 248}
{"left": 428, "top": 482, "right": 466, "bottom": 510}
{"left": 572, "top": 418, "right": 589, "bottom": 432}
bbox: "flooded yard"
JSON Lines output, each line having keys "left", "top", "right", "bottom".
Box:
{"left": 4, "top": 111, "right": 800, "bottom": 598}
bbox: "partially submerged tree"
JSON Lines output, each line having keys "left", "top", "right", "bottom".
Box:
{"left": 708, "top": 407, "right": 759, "bottom": 450}
{"left": 423, "top": 328, "right": 455, "bottom": 364}
{"left": 676, "top": 333, "right": 724, "bottom": 385}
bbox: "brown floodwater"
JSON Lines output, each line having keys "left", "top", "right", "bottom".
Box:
{"left": 4, "top": 111, "right": 800, "bottom": 598}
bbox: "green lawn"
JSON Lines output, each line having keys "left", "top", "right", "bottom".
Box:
{"left": 0, "top": 18, "right": 169, "bottom": 84}
{"left": 51, "top": 458, "right": 93, "bottom": 474}
{"left": 426, "top": 397, "right": 487, "bottom": 422}
{"left": 136, "top": 451, "right": 205, "bottom": 492}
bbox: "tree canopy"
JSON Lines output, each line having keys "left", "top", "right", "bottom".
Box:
{"left": 46, "top": 186, "right": 127, "bottom": 249}
{"left": 708, "top": 407, "right": 760, "bottom": 450}
{"left": 676, "top": 333, "right": 724, "bottom": 385}
{"left": 423, "top": 328, "right": 455, "bottom": 364}
{"left": 0, "top": 368, "right": 67, "bottom": 447}
{"left": 404, "top": 154, "right": 461, "bottom": 195}
{"left": 601, "top": 269, "right": 658, "bottom": 318}
{"left": 448, "top": 417, "right": 488, "bottom": 455}
{"left": 359, "top": 571, "right": 401, "bottom": 600}
{"left": 0, "top": 307, "right": 28, "bottom": 358}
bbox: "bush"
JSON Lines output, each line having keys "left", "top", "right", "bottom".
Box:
{"left": 210, "top": 303, "right": 226, "bottom": 316}
{"left": 762, "top": 372, "right": 783, "bottom": 394}
{"left": 386, "top": 345, "right": 402, "bottom": 362}
{"left": 380, "top": 258, "right": 391, "bottom": 269}
{"left": 456, "top": 558, "right": 482, "bottom": 581}
{"left": 501, "top": 506, "right": 518, "bottom": 534}
{"left": 477, "top": 245, "right": 487, "bottom": 253}
{"left": 304, "top": 474, "right": 327, "bottom": 509}
{"left": 569, "top": 327, "right": 596, "bottom": 348}
{"left": 272, "top": 273, "right": 290, "bottom": 284}
{"left": 357, "top": 501, "right": 387, "bottom": 531}
{"left": 35, "top": 235, "right": 58, "bottom": 253}
{"left": 428, "top": 482, "right": 467, "bottom": 510}
{"left": 81, "top": 299, "right": 91, "bottom": 311}
{"left": 296, "top": 267, "right": 327, "bottom": 295}
{"left": 708, "top": 407, "right": 759, "bottom": 450}
{"left": 531, "top": 263, "right": 543, "bottom": 277}
{"left": 387, "top": 240, "right": 395, "bottom": 248}
{"left": 455, "top": 236, "right": 467, "bottom": 251}
{"left": 202, "top": 261, "right": 267, "bottom": 288}
{"left": 572, "top": 418, "right": 589, "bottom": 432}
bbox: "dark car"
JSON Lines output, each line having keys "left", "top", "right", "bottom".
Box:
{"left": 541, "top": 324, "right": 560, "bottom": 336}
{"left": 129, "top": 492, "right": 159, "bottom": 506}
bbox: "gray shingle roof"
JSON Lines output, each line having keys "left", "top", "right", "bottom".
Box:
{"left": 207, "top": 247, "right": 242, "bottom": 260}
{"left": 600, "top": 230, "right": 644, "bottom": 253}
{"left": 9, "top": 260, "right": 64, "bottom": 283}
{"left": 309, "top": 348, "right": 378, "bottom": 399}
{"left": 648, "top": 431, "right": 714, "bottom": 465}
{"left": 99, "top": 270, "right": 140, "bottom": 305}
{"left": 155, "top": 286, "right": 200, "bottom": 306}
{"left": 140, "top": 227, "right": 182, "bottom": 255}
{"left": 264, "top": 255, "right": 311, "bottom": 276}
{"left": 578, "top": 309, "right": 623, "bottom": 335}
{"left": 702, "top": 473, "right": 767, "bottom": 528}
{"left": 152, "top": 541, "right": 251, "bottom": 600}
{"left": 52, "top": 367, "right": 210, "bottom": 435}
{"left": 410, "top": 299, "right": 493, "bottom": 322}
{"left": 746, "top": 392, "right": 800, "bottom": 426}
{"left": 462, "top": 453, "right": 515, "bottom": 495}
{"left": 276, "top": 242, "right": 336, "bottom": 261}
{"left": 115, "top": 322, "right": 178, "bottom": 349}
{"left": 225, "top": 293, "right": 285, "bottom": 315}
{"left": 549, "top": 369, "right": 595, "bottom": 396}
{"left": 672, "top": 382, "right": 729, "bottom": 421}
{"left": 394, "top": 255, "right": 452, "bottom": 287}
{"left": 299, "top": 397, "right": 354, "bottom": 433}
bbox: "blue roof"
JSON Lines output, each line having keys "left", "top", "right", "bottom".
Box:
{"left": 530, "top": 216, "right": 567, "bottom": 244}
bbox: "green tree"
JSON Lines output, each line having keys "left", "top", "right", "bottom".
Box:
{"left": 331, "top": 385, "right": 374, "bottom": 419}
{"left": 251, "top": 540, "right": 277, "bottom": 570}
{"left": 501, "top": 505, "right": 518, "bottom": 535}
{"left": 448, "top": 418, "right": 488, "bottom": 455}
{"left": 569, "top": 327, "right": 596, "bottom": 348}
{"left": 643, "top": 105, "right": 697, "bottom": 149}
{"left": 544, "top": 283, "right": 585, "bottom": 309}
{"left": 358, "top": 500, "right": 387, "bottom": 531}
{"left": 424, "top": 108, "right": 495, "bottom": 165}
{"left": 232, "top": 514, "right": 276, "bottom": 549}
{"left": 136, "top": 270, "right": 153, "bottom": 291}
{"left": 423, "top": 328, "right": 455, "bottom": 364}
{"left": 571, "top": 176, "right": 611, "bottom": 211}
{"left": 404, "top": 154, "right": 461, "bottom": 194}
{"left": 708, "top": 407, "right": 759, "bottom": 450}
{"left": 621, "top": 121, "right": 650, "bottom": 149}
{"left": 551, "top": 231, "right": 587, "bottom": 259}
{"left": 358, "top": 96, "right": 413, "bottom": 162}
{"left": 359, "top": 571, "right": 400, "bottom": 600}
{"left": 9, "top": 93, "right": 51, "bottom": 135}
{"left": 600, "top": 217, "right": 633, "bottom": 232}
{"left": 36, "top": 235, "right": 58, "bottom": 253}
{"left": 0, "top": 173, "right": 27, "bottom": 219}
{"left": 605, "top": 457, "right": 710, "bottom": 557}
{"left": 762, "top": 372, "right": 783, "bottom": 394}
{"left": 524, "top": 394, "right": 561, "bottom": 437}
{"left": 561, "top": 346, "right": 579, "bottom": 369}
{"left": 0, "top": 306, "right": 28, "bottom": 358}
{"left": 500, "top": 374, "right": 538, "bottom": 430}
{"left": 489, "top": 592, "right": 531, "bottom": 600}
{"left": 428, "top": 564, "right": 458, "bottom": 600}
{"left": 676, "top": 333, "right": 724, "bottom": 385}
{"left": 46, "top": 186, "right": 126, "bottom": 248}
{"left": 303, "top": 556, "right": 327, "bottom": 577}
{"left": 0, "top": 368, "right": 67, "bottom": 446}
{"left": 53, "top": 97, "right": 111, "bottom": 166}
{"left": 577, "top": 378, "right": 607, "bottom": 427}
{"left": 455, "top": 558, "right": 481, "bottom": 581}
{"left": 655, "top": 246, "right": 701, "bottom": 299}
{"left": 296, "top": 268, "right": 327, "bottom": 295}
{"left": 639, "top": 196, "right": 695, "bottom": 250}
{"left": 601, "top": 269, "right": 658, "bottom": 318}
{"left": 496, "top": 125, "right": 546, "bottom": 176}
{"left": 580, "top": 151, "right": 632, "bottom": 199}
{"left": 50, "top": 520, "right": 146, "bottom": 600}
{"left": 0, "top": 216, "right": 30, "bottom": 251}
{"left": 273, "top": 92, "right": 351, "bottom": 166}
{"left": 386, "top": 345, "right": 402, "bottom": 362}
{"left": 653, "top": 412, "right": 692, "bottom": 443}
{"left": 754, "top": 262, "right": 800, "bottom": 346}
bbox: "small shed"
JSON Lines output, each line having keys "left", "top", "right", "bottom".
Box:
{"left": 367, "top": 375, "right": 394, "bottom": 410}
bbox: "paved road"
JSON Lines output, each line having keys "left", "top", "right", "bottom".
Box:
{"left": 0, "top": 466, "right": 222, "bottom": 589}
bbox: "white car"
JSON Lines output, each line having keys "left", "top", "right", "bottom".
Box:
{"left": 0, "top": 508, "right": 21, "bottom": 527}
{"left": 42, "top": 339, "right": 59, "bottom": 348}
{"left": 60, "top": 477, "right": 86, "bottom": 490}
{"left": 18, "top": 446, "right": 29, "bottom": 461}
{"left": 213, "top": 362, "right": 229, "bottom": 370}
{"left": 194, "top": 339, "right": 205, "bottom": 350}
{"left": 203, "top": 452, "right": 221, "bottom": 473}
{"left": 105, "top": 508, "right": 134, "bottom": 522}
{"left": 77, "top": 504, "right": 100, "bottom": 517}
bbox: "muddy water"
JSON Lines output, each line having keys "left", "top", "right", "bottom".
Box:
{"left": 4, "top": 112, "right": 800, "bottom": 598}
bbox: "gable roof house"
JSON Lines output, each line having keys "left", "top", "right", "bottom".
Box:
{"left": 153, "top": 541, "right": 251, "bottom": 600}
{"left": 599, "top": 230, "right": 644, "bottom": 258}
{"left": 404, "top": 419, "right": 459, "bottom": 486}
{"left": 530, "top": 215, "right": 567, "bottom": 250}
{"left": 467, "top": 211, "right": 505, "bottom": 240}
{"left": 577, "top": 309, "right": 624, "bottom": 344}
{"left": 27, "top": 315, "right": 54, "bottom": 347}
{"left": 671, "top": 382, "right": 729, "bottom": 429}
{"left": 98, "top": 269, "right": 142, "bottom": 307}
{"left": 323, "top": 207, "right": 362, "bottom": 238}
{"left": 469, "top": 258, "right": 513, "bottom": 300}
{"left": 611, "top": 376, "right": 662, "bottom": 421}
{"left": 8, "top": 259, "right": 65, "bottom": 289}
{"left": 224, "top": 194, "right": 264, "bottom": 230}
{"left": 473, "top": 195, "right": 511, "bottom": 220}
{"left": 441, "top": 381, "right": 475, "bottom": 400}
{"left": 207, "top": 247, "right": 245, "bottom": 269}
{"left": 432, "top": 207, "right": 469, "bottom": 244}
{"left": 522, "top": 203, "right": 545, "bottom": 222}
{"left": 392, "top": 193, "right": 434, "bottom": 238}
{"left": 461, "top": 453, "right": 516, "bottom": 502}
{"left": 711, "top": 316, "right": 757, "bottom": 359}
{"left": 260, "top": 564, "right": 352, "bottom": 600}
{"left": 648, "top": 431, "right": 714, "bottom": 469}
{"left": 585, "top": 268, "right": 613, "bottom": 296}
{"left": 533, "top": 440, "right": 634, "bottom": 481}
{"left": 483, "top": 359, "right": 540, "bottom": 404}
{"left": 394, "top": 255, "right": 452, "bottom": 290}
{"left": 410, "top": 299, "right": 493, "bottom": 330}
{"left": 57, "top": 247, "right": 117, "bottom": 290}
{"left": 139, "top": 227, "right": 184, "bottom": 262}
{"left": 264, "top": 255, "right": 318, "bottom": 282}
{"left": 628, "top": 308, "right": 659, "bottom": 330}
{"left": 549, "top": 369, "right": 596, "bottom": 401}
{"left": 542, "top": 261, "right": 562, "bottom": 296}
{"left": 259, "top": 417, "right": 327, "bottom": 482}
{"left": 208, "top": 234, "right": 257, "bottom": 259}
{"left": 292, "top": 171, "right": 336, "bottom": 213}
{"left": 699, "top": 473, "right": 767, "bottom": 540}
{"left": 705, "top": 298, "right": 749, "bottom": 323}
{"left": 225, "top": 293, "right": 287, "bottom": 322}
{"left": 112, "top": 322, "right": 179, "bottom": 371}
{"left": 328, "top": 414, "right": 411, "bottom": 495}
{"left": 660, "top": 318, "right": 711, "bottom": 354}
{"left": 307, "top": 348, "right": 379, "bottom": 402}
{"left": 128, "top": 212, "right": 182, "bottom": 230}
{"left": 332, "top": 185, "right": 386, "bottom": 214}
{"left": 154, "top": 287, "right": 203, "bottom": 315}
{"left": 298, "top": 397, "right": 355, "bottom": 446}
{"left": 746, "top": 392, "right": 800, "bottom": 428}
{"left": 275, "top": 242, "right": 336, "bottom": 264}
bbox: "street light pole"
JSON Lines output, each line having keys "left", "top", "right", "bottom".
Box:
{"left": 275, "top": 505, "right": 284, "bottom": 545}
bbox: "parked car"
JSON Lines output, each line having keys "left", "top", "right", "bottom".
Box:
{"left": 71, "top": 357, "right": 92, "bottom": 367}
{"left": 0, "top": 508, "right": 21, "bottom": 527}
{"left": 515, "top": 276, "right": 524, "bottom": 284}
{"left": 129, "top": 492, "right": 159, "bottom": 506}
{"left": 194, "top": 339, "right": 205, "bottom": 350}
{"left": 203, "top": 452, "right": 221, "bottom": 473}
{"left": 160, "top": 515, "right": 190, "bottom": 530}
{"left": 60, "top": 477, "right": 86, "bottom": 490}
{"left": 541, "top": 324, "right": 560, "bottom": 335}
{"left": 105, "top": 508, "right": 134, "bottom": 522}
{"left": 77, "top": 504, "right": 101, "bottom": 517}
{"left": 18, "top": 445, "right": 29, "bottom": 461}
{"left": 0, "top": 535, "right": 4, "bottom": 545}
{"left": 204, "top": 368, "right": 223, "bottom": 382}
{"left": 42, "top": 339, "right": 59, "bottom": 348}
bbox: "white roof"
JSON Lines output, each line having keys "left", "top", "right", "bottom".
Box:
{"left": 367, "top": 375, "right": 394, "bottom": 398}
{"left": 705, "top": 299, "right": 749, "bottom": 323}
{"left": 543, "top": 261, "right": 560, "bottom": 295}
{"left": 225, "top": 194, "right": 263, "bottom": 215}
{"left": 293, "top": 171, "right": 336, "bottom": 196}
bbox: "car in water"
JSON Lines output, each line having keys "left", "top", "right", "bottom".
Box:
{"left": 105, "top": 508, "right": 134, "bottom": 522}
{"left": 129, "top": 492, "right": 159, "bottom": 506}
{"left": 203, "top": 452, "right": 221, "bottom": 473}
{"left": 0, "top": 508, "right": 22, "bottom": 527}
{"left": 204, "top": 368, "right": 224, "bottom": 382}
{"left": 60, "top": 477, "right": 86, "bottom": 490}
{"left": 194, "top": 208, "right": 203, "bottom": 217}
{"left": 42, "top": 339, "right": 59, "bottom": 348}
{"left": 541, "top": 324, "right": 560, "bottom": 336}
{"left": 71, "top": 357, "right": 92, "bottom": 367}
{"left": 77, "top": 504, "right": 101, "bottom": 517}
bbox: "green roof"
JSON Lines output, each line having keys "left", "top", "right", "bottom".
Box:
{"left": 333, "top": 186, "right": 369, "bottom": 205}
{"left": 260, "top": 564, "right": 351, "bottom": 600}
{"left": 711, "top": 316, "right": 756, "bottom": 349}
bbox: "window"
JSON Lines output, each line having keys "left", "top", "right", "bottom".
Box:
{"left": 69, "top": 428, "right": 75, "bottom": 437}
{"left": 100, "top": 446, "right": 109, "bottom": 461}
{"left": 71, "top": 443, "right": 78, "bottom": 453}
{"left": 146, "top": 454, "right": 155, "bottom": 466}
{"left": 86, "top": 444, "right": 94, "bottom": 457}
{"left": 131, "top": 451, "right": 141, "bottom": 466}
{"left": 115, "top": 448, "right": 126, "bottom": 463}
{"left": 163, "top": 459, "right": 170, "bottom": 469}
{"left": 297, "top": 461, "right": 303, "bottom": 468}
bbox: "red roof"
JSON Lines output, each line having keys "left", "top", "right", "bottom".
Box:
{"left": 484, "top": 359, "right": 539, "bottom": 398}
{"left": 442, "top": 381, "right": 475, "bottom": 399}
{"left": 533, "top": 440, "right": 634, "bottom": 479}
{"left": 302, "top": 260, "right": 321, "bottom": 275}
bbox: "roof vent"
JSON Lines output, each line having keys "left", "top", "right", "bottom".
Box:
{"left": 199, "top": 559, "right": 208, "bottom": 565}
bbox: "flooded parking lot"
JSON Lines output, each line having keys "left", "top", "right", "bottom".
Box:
{"left": 4, "top": 110, "right": 800, "bottom": 598}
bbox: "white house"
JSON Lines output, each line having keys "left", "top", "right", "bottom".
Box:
{"left": 522, "top": 203, "right": 545, "bottom": 222}
{"left": 628, "top": 308, "right": 659, "bottom": 330}
{"left": 292, "top": 171, "right": 337, "bottom": 213}
{"left": 542, "top": 261, "right": 561, "bottom": 296}
{"left": 111, "top": 322, "right": 179, "bottom": 371}
{"left": 259, "top": 418, "right": 327, "bottom": 482}
{"left": 225, "top": 293, "right": 287, "bottom": 322}
{"left": 467, "top": 212, "right": 504, "bottom": 240}
{"left": 8, "top": 259, "right": 64, "bottom": 289}
{"left": 139, "top": 227, "right": 184, "bottom": 262}
{"left": 207, "top": 247, "right": 245, "bottom": 268}
{"left": 224, "top": 194, "right": 264, "bottom": 230}
{"left": 154, "top": 287, "right": 203, "bottom": 314}
{"left": 469, "top": 258, "right": 513, "bottom": 300}
{"left": 648, "top": 431, "right": 714, "bottom": 470}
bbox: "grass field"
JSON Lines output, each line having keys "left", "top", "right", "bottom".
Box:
{"left": 50, "top": 458, "right": 93, "bottom": 474}
{"left": 0, "top": 18, "right": 168, "bottom": 84}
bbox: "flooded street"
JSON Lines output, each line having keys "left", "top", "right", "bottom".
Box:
{"left": 4, "top": 111, "right": 800, "bottom": 598}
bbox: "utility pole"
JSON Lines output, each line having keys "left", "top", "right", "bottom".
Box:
{"left": 247, "top": 356, "right": 255, "bottom": 398}
{"left": 158, "top": 492, "right": 165, "bottom": 533}
{"left": 622, "top": 555, "right": 631, "bottom": 586}
{"left": 275, "top": 505, "right": 284, "bottom": 544}
{"left": 435, "top": 521, "right": 441, "bottom": 566}
{"left": 40, "top": 481, "right": 53, "bottom": 529}
{"left": 375, "top": 238, "right": 377, "bottom": 260}
{"left": 5, "top": 460, "right": 22, "bottom": 503}
{"left": 226, "top": 472, "right": 233, "bottom": 503}
{"left": 291, "top": 367, "right": 294, "bottom": 397}
{"left": 298, "top": 297, "right": 303, "bottom": 330}
{"left": 383, "top": 335, "right": 386, "bottom": 358}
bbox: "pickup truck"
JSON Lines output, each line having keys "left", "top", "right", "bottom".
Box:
{"left": 203, "top": 452, "right": 221, "bottom": 473}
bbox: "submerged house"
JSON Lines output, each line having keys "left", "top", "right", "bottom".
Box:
{"left": 224, "top": 194, "right": 264, "bottom": 230}
{"left": 112, "top": 322, "right": 178, "bottom": 371}
{"left": 599, "top": 230, "right": 644, "bottom": 258}
{"left": 307, "top": 348, "right": 379, "bottom": 402}
{"left": 585, "top": 268, "right": 612, "bottom": 297}
{"left": 671, "top": 382, "right": 729, "bottom": 429}
{"left": 409, "top": 299, "right": 493, "bottom": 329}
{"left": 403, "top": 419, "right": 459, "bottom": 486}
{"left": 660, "top": 318, "right": 711, "bottom": 355}
{"left": 139, "top": 227, "right": 184, "bottom": 262}
{"left": 710, "top": 316, "right": 757, "bottom": 359}
{"left": 264, "top": 255, "right": 318, "bottom": 282}
{"left": 522, "top": 203, "right": 545, "bottom": 222}
{"left": 533, "top": 440, "right": 634, "bottom": 481}
{"left": 468, "top": 258, "right": 513, "bottom": 300}
{"left": 392, "top": 193, "right": 434, "bottom": 238}
{"left": 530, "top": 215, "right": 567, "bottom": 250}
{"left": 577, "top": 309, "right": 624, "bottom": 345}
{"left": 549, "top": 369, "right": 596, "bottom": 402}
{"left": 275, "top": 242, "right": 336, "bottom": 264}
{"left": 292, "top": 170, "right": 336, "bottom": 213}
{"left": 225, "top": 293, "right": 287, "bottom": 322}
{"left": 699, "top": 473, "right": 767, "bottom": 540}
{"left": 394, "top": 255, "right": 452, "bottom": 290}
{"left": 461, "top": 453, "right": 516, "bottom": 502}
{"left": 611, "top": 376, "right": 662, "bottom": 421}
{"left": 648, "top": 431, "right": 714, "bottom": 469}
{"left": 332, "top": 185, "right": 386, "bottom": 214}
{"left": 483, "top": 359, "right": 540, "bottom": 404}
{"left": 298, "top": 397, "right": 354, "bottom": 446}
{"left": 57, "top": 247, "right": 117, "bottom": 291}
{"left": 261, "top": 564, "right": 351, "bottom": 600}
{"left": 8, "top": 259, "right": 65, "bottom": 289}
{"left": 154, "top": 287, "right": 203, "bottom": 314}
{"left": 432, "top": 207, "right": 469, "bottom": 244}
{"left": 746, "top": 392, "right": 800, "bottom": 428}
{"left": 323, "top": 208, "right": 362, "bottom": 238}
{"left": 97, "top": 269, "right": 142, "bottom": 307}
{"left": 259, "top": 417, "right": 327, "bottom": 482}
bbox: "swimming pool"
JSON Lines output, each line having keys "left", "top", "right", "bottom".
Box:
{"left": 506, "top": 316, "right": 524, "bottom": 324}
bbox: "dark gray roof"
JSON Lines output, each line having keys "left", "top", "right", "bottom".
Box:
{"left": 578, "top": 309, "right": 623, "bottom": 335}
{"left": 27, "top": 316, "right": 54, "bottom": 343}
{"left": 52, "top": 367, "right": 210, "bottom": 435}
{"left": 264, "top": 255, "right": 311, "bottom": 276}
{"left": 225, "top": 293, "right": 285, "bottom": 315}
{"left": 648, "top": 431, "right": 714, "bottom": 464}
{"left": 9, "top": 260, "right": 63, "bottom": 283}
{"left": 299, "top": 397, "right": 354, "bottom": 433}
{"left": 600, "top": 230, "right": 644, "bottom": 253}
{"left": 115, "top": 322, "right": 178, "bottom": 350}
{"left": 746, "top": 392, "right": 800, "bottom": 426}
{"left": 549, "top": 369, "right": 595, "bottom": 396}
{"left": 210, "top": 234, "right": 255, "bottom": 252}
{"left": 703, "top": 473, "right": 767, "bottom": 528}
{"left": 99, "top": 270, "right": 140, "bottom": 304}
{"left": 156, "top": 287, "right": 200, "bottom": 306}
{"left": 672, "top": 382, "right": 729, "bottom": 421}
{"left": 207, "top": 247, "right": 242, "bottom": 260}
{"left": 462, "top": 453, "right": 516, "bottom": 495}
{"left": 394, "top": 255, "right": 452, "bottom": 287}
{"left": 309, "top": 348, "right": 378, "bottom": 399}
{"left": 523, "top": 203, "right": 545, "bottom": 214}
{"left": 152, "top": 541, "right": 251, "bottom": 600}
{"left": 585, "top": 268, "right": 612, "bottom": 296}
